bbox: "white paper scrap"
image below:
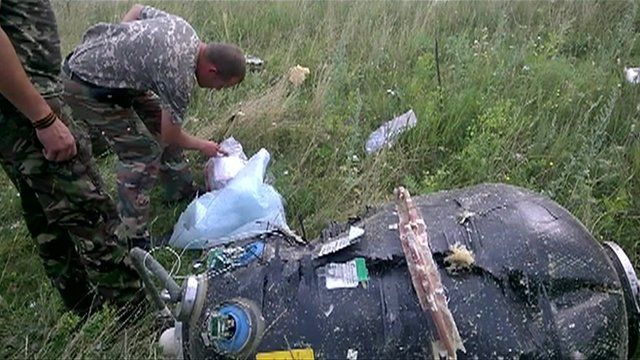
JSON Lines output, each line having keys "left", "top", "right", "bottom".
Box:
{"left": 324, "top": 261, "right": 359, "bottom": 289}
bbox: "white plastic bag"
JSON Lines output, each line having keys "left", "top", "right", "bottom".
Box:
{"left": 204, "top": 137, "right": 248, "bottom": 191}
{"left": 170, "top": 148, "right": 292, "bottom": 249}
{"left": 365, "top": 109, "right": 418, "bottom": 154}
{"left": 624, "top": 67, "right": 640, "bottom": 84}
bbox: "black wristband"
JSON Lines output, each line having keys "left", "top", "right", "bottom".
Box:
{"left": 33, "top": 112, "right": 57, "bottom": 130}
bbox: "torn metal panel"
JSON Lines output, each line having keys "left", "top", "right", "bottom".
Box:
{"left": 314, "top": 226, "right": 365, "bottom": 259}
{"left": 166, "top": 183, "right": 632, "bottom": 359}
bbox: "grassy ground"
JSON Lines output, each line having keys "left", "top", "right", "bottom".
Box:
{"left": 1, "top": 0, "right": 639, "bottom": 358}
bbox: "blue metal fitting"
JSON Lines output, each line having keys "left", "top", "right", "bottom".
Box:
{"left": 209, "top": 303, "right": 252, "bottom": 354}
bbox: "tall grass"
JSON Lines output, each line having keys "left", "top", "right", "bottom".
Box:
{"left": 0, "top": 1, "right": 638, "bottom": 358}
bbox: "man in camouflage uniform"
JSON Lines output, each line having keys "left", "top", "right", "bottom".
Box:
{"left": 0, "top": 0, "right": 141, "bottom": 315}
{"left": 62, "top": 4, "right": 246, "bottom": 246}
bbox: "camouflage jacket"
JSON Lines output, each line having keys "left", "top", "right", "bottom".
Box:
{"left": 0, "top": 0, "right": 63, "bottom": 99}
{"left": 67, "top": 6, "right": 200, "bottom": 125}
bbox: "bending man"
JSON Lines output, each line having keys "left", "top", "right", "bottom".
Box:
{"left": 62, "top": 4, "right": 246, "bottom": 247}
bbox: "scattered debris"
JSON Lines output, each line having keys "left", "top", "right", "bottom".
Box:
{"left": 323, "top": 304, "right": 334, "bottom": 317}
{"left": 318, "top": 257, "right": 369, "bottom": 290}
{"left": 245, "top": 55, "right": 264, "bottom": 72}
{"left": 365, "top": 109, "right": 418, "bottom": 154}
{"left": 347, "top": 348, "right": 359, "bottom": 360}
{"left": 458, "top": 209, "right": 476, "bottom": 224}
{"left": 205, "top": 241, "right": 265, "bottom": 272}
{"left": 315, "top": 226, "right": 364, "bottom": 258}
{"left": 388, "top": 223, "right": 398, "bottom": 230}
{"left": 624, "top": 67, "right": 640, "bottom": 84}
{"left": 444, "top": 243, "right": 475, "bottom": 274}
{"left": 288, "top": 65, "right": 310, "bottom": 86}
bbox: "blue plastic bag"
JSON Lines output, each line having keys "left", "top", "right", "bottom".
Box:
{"left": 169, "top": 149, "right": 291, "bottom": 249}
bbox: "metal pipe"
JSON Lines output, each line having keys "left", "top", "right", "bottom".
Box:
{"left": 130, "top": 252, "right": 170, "bottom": 314}
{"left": 130, "top": 247, "right": 183, "bottom": 303}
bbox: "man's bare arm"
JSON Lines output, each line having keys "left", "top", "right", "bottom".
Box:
{"left": 0, "top": 28, "right": 52, "bottom": 122}
{"left": 160, "top": 109, "right": 226, "bottom": 157}
{"left": 0, "top": 27, "right": 76, "bottom": 162}
{"left": 121, "top": 4, "right": 144, "bottom": 22}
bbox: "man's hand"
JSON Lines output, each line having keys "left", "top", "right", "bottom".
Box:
{"left": 0, "top": 27, "right": 78, "bottom": 162}
{"left": 160, "top": 109, "right": 228, "bottom": 158}
{"left": 36, "top": 117, "right": 77, "bottom": 162}
{"left": 200, "top": 141, "right": 228, "bottom": 158}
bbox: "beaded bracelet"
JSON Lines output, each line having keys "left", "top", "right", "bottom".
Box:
{"left": 33, "top": 111, "right": 57, "bottom": 130}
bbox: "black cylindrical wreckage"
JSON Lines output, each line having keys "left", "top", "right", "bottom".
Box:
{"left": 132, "top": 183, "right": 640, "bottom": 359}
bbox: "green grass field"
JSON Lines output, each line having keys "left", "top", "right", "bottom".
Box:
{"left": 1, "top": 0, "right": 639, "bottom": 358}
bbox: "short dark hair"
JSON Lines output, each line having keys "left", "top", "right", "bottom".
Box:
{"left": 204, "top": 43, "right": 246, "bottom": 82}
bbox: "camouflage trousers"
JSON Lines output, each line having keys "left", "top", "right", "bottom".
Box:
{"left": 62, "top": 74, "right": 195, "bottom": 240}
{"left": 0, "top": 96, "right": 141, "bottom": 314}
